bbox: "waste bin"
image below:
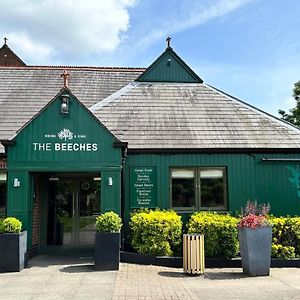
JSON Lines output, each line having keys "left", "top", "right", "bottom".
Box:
{"left": 183, "top": 234, "right": 205, "bottom": 275}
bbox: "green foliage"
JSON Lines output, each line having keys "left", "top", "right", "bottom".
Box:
{"left": 0, "top": 218, "right": 4, "bottom": 233}
{"left": 95, "top": 211, "right": 122, "bottom": 233}
{"left": 271, "top": 244, "right": 295, "bottom": 260}
{"left": 130, "top": 209, "right": 182, "bottom": 256}
{"left": 2, "top": 217, "right": 22, "bottom": 233}
{"left": 271, "top": 216, "right": 300, "bottom": 257}
{"left": 187, "top": 212, "right": 239, "bottom": 259}
{"left": 278, "top": 81, "right": 300, "bottom": 126}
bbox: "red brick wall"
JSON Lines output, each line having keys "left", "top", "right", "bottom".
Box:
{"left": 31, "top": 176, "right": 41, "bottom": 253}
{"left": 0, "top": 45, "right": 26, "bottom": 67}
{"left": 0, "top": 159, "right": 6, "bottom": 170}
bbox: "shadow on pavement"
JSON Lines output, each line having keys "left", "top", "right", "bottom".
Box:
{"left": 158, "top": 271, "right": 189, "bottom": 278}
{"left": 204, "top": 271, "right": 247, "bottom": 280}
{"left": 59, "top": 264, "right": 96, "bottom": 273}
{"left": 27, "top": 254, "right": 94, "bottom": 268}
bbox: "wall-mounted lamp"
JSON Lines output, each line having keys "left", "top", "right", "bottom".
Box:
{"left": 13, "top": 178, "right": 20, "bottom": 187}
{"left": 108, "top": 177, "right": 113, "bottom": 186}
{"left": 60, "top": 93, "right": 70, "bottom": 115}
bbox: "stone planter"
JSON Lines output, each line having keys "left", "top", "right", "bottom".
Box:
{"left": 95, "top": 232, "right": 120, "bottom": 271}
{"left": 238, "top": 226, "right": 272, "bottom": 276}
{"left": 0, "top": 231, "right": 27, "bottom": 272}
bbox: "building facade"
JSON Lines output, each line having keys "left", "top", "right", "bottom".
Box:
{"left": 1, "top": 41, "right": 300, "bottom": 254}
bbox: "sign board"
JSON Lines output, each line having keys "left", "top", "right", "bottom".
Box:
{"left": 32, "top": 128, "right": 99, "bottom": 153}
{"left": 130, "top": 166, "right": 157, "bottom": 208}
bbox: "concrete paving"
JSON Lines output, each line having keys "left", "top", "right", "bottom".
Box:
{"left": 0, "top": 255, "right": 299, "bottom": 300}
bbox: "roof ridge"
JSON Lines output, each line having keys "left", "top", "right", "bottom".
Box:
{"left": 90, "top": 82, "right": 139, "bottom": 111}
{"left": 204, "top": 83, "right": 300, "bottom": 134}
{"left": 0, "top": 65, "right": 146, "bottom": 71}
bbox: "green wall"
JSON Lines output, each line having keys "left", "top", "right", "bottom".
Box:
{"left": 5, "top": 89, "right": 122, "bottom": 248}
{"left": 124, "top": 152, "right": 300, "bottom": 231}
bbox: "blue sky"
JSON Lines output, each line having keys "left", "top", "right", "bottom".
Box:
{"left": 1, "top": 0, "right": 300, "bottom": 116}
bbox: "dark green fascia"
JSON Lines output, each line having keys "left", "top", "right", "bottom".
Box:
{"left": 136, "top": 46, "right": 203, "bottom": 83}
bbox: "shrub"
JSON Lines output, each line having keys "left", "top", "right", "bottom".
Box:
{"left": 130, "top": 209, "right": 182, "bottom": 256}
{"left": 271, "top": 244, "right": 295, "bottom": 259}
{"left": 2, "top": 217, "right": 22, "bottom": 233}
{"left": 95, "top": 211, "right": 122, "bottom": 233}
{"left": 0, "top": 218, "right": 4, "bottom": 233}
{"left": 271, "top": 216, "right": 300, "bottom": 257}
{"left": 187, "top": 212, "right": 239, "bottom": 259}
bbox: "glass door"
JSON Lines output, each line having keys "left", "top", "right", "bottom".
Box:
{"left": 47, "top": 175, "right": 101, "bottom": 252}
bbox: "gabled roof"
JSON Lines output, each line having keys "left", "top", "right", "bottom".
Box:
{"left": 0, "top": 43, "right": 26, "bottom": 67}
{"left": 91, "top": 81, "right": 300, "bottom": 150}
{"left": 136, "top": 46, "right": 203, "bottom": 83}
{"left": 0, "top": 66, "right": 144, "bottom": 153}
{"left": 13, "top": 86, "right": 122, "bottom": 143}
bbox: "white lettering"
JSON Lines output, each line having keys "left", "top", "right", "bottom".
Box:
{"left": 33, "top": 142, "right": 99, "bottom": 152}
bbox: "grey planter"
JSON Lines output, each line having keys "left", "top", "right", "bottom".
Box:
{"left": 0, "top": 231, "right": 27, "bottom": 272}
{"left": 95, "top": 232, "right": 120, "bottom": 271}
{"left": 238, "top": 226, "right": 272, "bottom": 276}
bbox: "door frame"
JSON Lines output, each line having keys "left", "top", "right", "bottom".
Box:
{"left": 39, "top": 172, "right": 101, "bottom": 254}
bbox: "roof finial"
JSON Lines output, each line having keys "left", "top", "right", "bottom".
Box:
{"left": 4, "top": 37, "right": 8, "bottom": 45}
{"left": 61, "top": 70, "right": 70, "bottom": 87}
{"left": 166, "top": 36, "right": 171, "bottom": 48}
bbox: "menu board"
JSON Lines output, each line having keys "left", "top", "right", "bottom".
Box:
{"left": 130, "top": 166, "right": 157, "bottom": 208}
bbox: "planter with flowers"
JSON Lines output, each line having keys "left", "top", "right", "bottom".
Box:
{"left": 95, "top": 211, "right": 122, "bottom": 271}
{"left": 0, "top": 217, "right": 27, "bottom": 272}
{"left": 238, "top": 201, "right": 272, "bottom": 276}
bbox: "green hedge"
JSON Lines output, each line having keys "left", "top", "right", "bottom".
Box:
{"left": 187, "top": 212, "right": 239, "bottom": 259}
{"left": 130, "top": 209, "right": 182, "bottom": 256}
{"left": 271, "top": 216, "right": 300, "bottom": 259}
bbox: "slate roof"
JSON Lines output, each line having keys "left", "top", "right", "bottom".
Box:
{"left": 91, "top": 82, "right": 300, "bottom": 150}
{"left": 0, "top": 66, "right": 144, "bottom": 153}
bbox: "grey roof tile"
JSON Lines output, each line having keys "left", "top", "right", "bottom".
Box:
{"left": 0, "top": 66, "right": 144, "bottom": 153}
{"left": 91, "top": 82, "right": 300, "bottom": 149}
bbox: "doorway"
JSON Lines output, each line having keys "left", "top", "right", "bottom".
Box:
{"left": 46, "top": 174, "right": 101, "bottom": 253}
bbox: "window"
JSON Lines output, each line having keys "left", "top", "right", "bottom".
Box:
{"left": 171, "top": 167, "right": 227, "bottom": 210}
{"left": 0, "top": 173, "right": 7, "bottom": 217}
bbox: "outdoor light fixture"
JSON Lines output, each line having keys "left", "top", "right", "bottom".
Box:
{"left": 60, "top": 93, "right": 70, "bottom": 114}
{"left": 108, "top": 177, "right": 113, "bottom": 186}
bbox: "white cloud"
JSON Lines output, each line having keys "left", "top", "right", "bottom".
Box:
{"left": 5, "top": 32, "right": 53, "bottom": 64}
{"left": 135, "top": 0, "right": 255, "bottom": 50}
{"left": 1, "top": 0, "right": 137, "bottom": 64}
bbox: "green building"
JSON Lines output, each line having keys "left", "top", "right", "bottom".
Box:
{"left": 1, "top": 40, "right": 300, "bottom": 255}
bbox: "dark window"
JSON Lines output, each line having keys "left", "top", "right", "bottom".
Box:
{"left": 0, "top": 173, "right": 7, "bottom": 217}
{"left": 171, "top": 168, "right": 227, "bottom": 210}
{"left": 171, "top": 169, "right": 196, "bottom": 209}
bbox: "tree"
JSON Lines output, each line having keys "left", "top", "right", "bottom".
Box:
{"left": 278, "top": 81, "right": 300, "bottom": 126}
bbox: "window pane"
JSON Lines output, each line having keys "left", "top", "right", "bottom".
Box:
{"left": 200, "top": 169, "right": 225, "bottom": 208}
{"left": 0, "top": 175, "right": 6, "bottom": 217}
{"left": 171, "top": 170, "right": 195, "bottom": 208}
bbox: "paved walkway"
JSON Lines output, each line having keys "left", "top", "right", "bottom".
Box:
{"left": 0, "top": 255, "right": 299, "bottom": 299}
